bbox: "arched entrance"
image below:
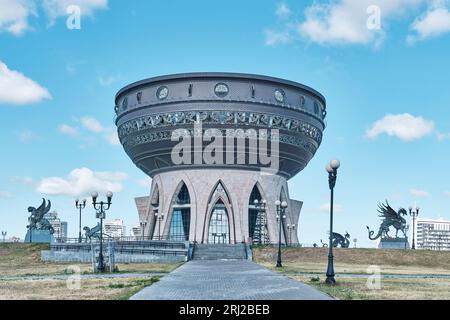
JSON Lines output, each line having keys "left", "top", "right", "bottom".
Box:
{"left": 208, "top": 200, "right": 230, "bottom": 244}
{"left": 168, "top": 183, "right": 191, "bottom": 241}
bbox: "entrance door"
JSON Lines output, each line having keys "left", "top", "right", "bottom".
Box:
{"left": 208, "top": 202, "right": 230, "bottom": 244}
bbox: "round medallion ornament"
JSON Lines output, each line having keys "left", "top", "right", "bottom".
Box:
{"left": 214, "top": 83, "right": 229, "bottom": 97}
{"left": 274, "top": 89, "right": 285, "bottom": 103}
{"left": 156, "top": 86, "right": 169, "bottom": 100}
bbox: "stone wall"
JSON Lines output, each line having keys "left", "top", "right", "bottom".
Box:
{"left": 41, "top": 250, "right": 186, "bottom": 263}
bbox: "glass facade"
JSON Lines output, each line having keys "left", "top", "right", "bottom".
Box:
{"left": 248, "top": 185, "right": 269, "bottom": 244}
{"left": 168, "top": 184, "right": 191, "bottom": 241}
{"left": 169, "top": 208, "right": 190, "bottom": 241}
{"left": 248, "top": 186, "right": 261, "bottom": 240}
{"left": 208, "top": 201, "right": 230, "bottom": 244}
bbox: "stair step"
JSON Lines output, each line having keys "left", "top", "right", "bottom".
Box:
{"left": 192, "top": 243, "right": 247, "bottom": 261}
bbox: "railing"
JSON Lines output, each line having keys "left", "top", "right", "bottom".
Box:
{"left": 250, "top": 243, "right": 321, "bottom": 248}
{"left": 53, "top": 236, "right": 179, "bottom": 244}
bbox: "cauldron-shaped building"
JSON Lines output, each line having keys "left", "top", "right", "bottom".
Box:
{"left": 115, "top": 73, "right": 326, "bottom": 244}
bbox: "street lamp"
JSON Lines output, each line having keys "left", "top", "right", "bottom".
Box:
{"left": 91, "top": 191, "right": 113, "bottom": 273}
{"left": 154, "top": 212, "right": 165, "bottom": 240}
{"left": 275, "top": 199, "right": 288, "bottom": 268}
{"left": 409, "top": 205, "right": 420, "bottom": 250}
{"left": 253, "top": 199, "right": 267, "bottom": 245}
{"left": 325, "top": 159, "right": 340, "bottom": 285}
{"left": 140, "top": 221, "right": 147, "bottom": 240}
{"left": 75, "top": 198, "right": 86, "bottom": 243}
{"left": 1, "top": 231, "right": 6, "bottom": 242}
{"left": 287, "top": 224, "right": 295, "bottom": 246}
{"left": 404, "top": 224, "right": 410, "bottom": 250}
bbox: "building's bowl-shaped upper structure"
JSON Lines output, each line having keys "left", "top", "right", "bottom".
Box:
{"left": 116, "top": 73, "right": 327, "bottom": 245}
{"left": 115, "top": 73, "right": 326, "bottom": 180}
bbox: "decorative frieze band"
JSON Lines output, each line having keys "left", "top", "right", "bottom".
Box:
{"left": 118, "top": 110, "right": 323, "bottom": 144}
{"left": 121, "top": 128, "right": 318, "bottom": 156}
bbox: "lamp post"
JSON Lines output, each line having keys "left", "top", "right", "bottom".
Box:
{"left": 75, "top": 198, "right": 86, "bottom": 243}
{"left": 404, "top": 224, "right": 410, "bottom": 250}
{"left": 253, "top": 199, "right": 267, "bottom": 245}
{"left": 409, "top": 205, "right": 419, "bottom": 250}
{"left": 91, "top": 191, "right": 113, "bottom": 273}
{"left": 140, "top": 221, "right": 147, "bottom": 240}
{"left": 1, "top": 231, "right": 6, "bottom": 242}
{"left": 154, "top": 212, "right": 164, "bottom": 240}
{"left": 275, "top": 200, "right": 288, "bottom": 268}
{"left": 326, "top": 159, "right": 340, "bottom": 285}
{"left": 287, "top": 224, "right": 295, "bottom": 246}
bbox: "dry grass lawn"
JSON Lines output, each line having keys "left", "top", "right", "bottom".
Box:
{"left": 254, "top": 247, "right": 450, "bottom": 300}
{"left": 0, "top": 276, "right": 160, "bottom": 300}
{"left": 294, "top": 275, "right": 450, "bottom": 300}
{"left": 0, "top": 243, "right": 183, "bottom": 277}
{"left": 254, "top": 247, "right": 450, "bottom": 275}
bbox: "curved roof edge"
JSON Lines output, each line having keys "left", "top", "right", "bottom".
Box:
{"left": 115, "top": 72, "right": 326, "bottom": 106}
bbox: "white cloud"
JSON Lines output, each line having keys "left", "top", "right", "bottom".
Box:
{"left": 42, "top": 0, "right": 108, "bottom": 25}
{"left": 0, "top": 61, "right": 52, "bottom": 105}
{"left": 36, "top": 167, "right": 127, "bottom": 197}
{"left": 0, "top": 191, "right": 13, "bottom": 199}
{"left": 264, "top": 29, "right": 291, "bottom": 46}
{"left": 408, "top": 4, "right": 450, "bottom": 43}
{"left": 410, "top": 189, "right": 430, "bottom": 197}
{"left": 366, "top": 113, "right": 435, "bottom": 141}
{"left": 10, "top": 176, "right": 33, "bottom": 185}
{"left": 98, "top": 74, "right": 120, "bottom": 87}
{"left": 79, "top": 116, "right": 119, "bottom": 145}
{"left": 137, "top": 177, "right": 152, "bottom": 188}
{"left": 17, "top": 129, "right": 38, "bottom": 143}
{"left": 104, "top": 129, "right": 120, "bottom": 145}
{"left": 437, "top": 132, "right": 450, "bottom": 141}
{"left": 276, "top": 3, "right": 292, "bottom": 18}
{"left": 445, "top": 191, "right": 450, "bottom": 197}
{"left": 297, "top": 0, "right": 423, "bottom": 46}
{"left": 0, "top": 0, "right": 36, "bottom": 35}
{"left": 80, "top": 116, "right": 104, "bottom": 133}
{"left": 319, "top": 203, "right": 343, "bottom": 213}
{"left": 59, "top": 124, "right": 79, "bottom": 137}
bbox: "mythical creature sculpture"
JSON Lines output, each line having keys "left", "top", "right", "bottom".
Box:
{"left": 27, "top": 199, "right": 54, "bottom": 234}
{"left": 83, "top": 223, "right": 101, "bottom": 242}
{"left": 321, "top": 232, "right": 351, "bottom": 248}
{"left": 331, "top": 232, "right": 350, "bottom": 248}
{"left": 367, "top": 201, "right": 407, "bottom": 240}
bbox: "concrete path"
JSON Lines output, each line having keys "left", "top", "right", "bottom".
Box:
{"left": 130, "top": 260, "right": 332, "bottom": 300}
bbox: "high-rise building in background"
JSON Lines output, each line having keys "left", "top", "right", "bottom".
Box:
{"left": 415, "top": 218, "right": 450, "bottom": 251}
{"left": 45, "top": 211, "right": 68, "bottom": 242}
{"left": 131, "top": 225, "right": 141, "bottom": 240}
{"left": 104, "top": 219, "right": 126, "bottom": 239}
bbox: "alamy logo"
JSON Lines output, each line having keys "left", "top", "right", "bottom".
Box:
{"left": 170, "top": 121, "right": 280, "bottom": 175}
{"left": 66, "top": 5, "right": 81, "bottom": 30}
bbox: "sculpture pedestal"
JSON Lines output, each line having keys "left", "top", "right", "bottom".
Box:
{"left": 24, "top": 230, "right": 55, "bottom": 243}
{"left": 378, "top": 238, "right": 409, "bottom": 249}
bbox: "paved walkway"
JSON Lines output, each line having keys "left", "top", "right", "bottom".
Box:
{"left": 130, "top": 260, "right": 332, "bottom": 300}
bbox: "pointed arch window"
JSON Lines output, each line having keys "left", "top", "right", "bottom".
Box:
{"left": 168, "top": 184, "right": 191, "bottom": 241}
{"left": 208, "top": 200, "right": 230, "bottom": 244}
{"left": 248, "top": 185, "right": 269, "bottom": 244}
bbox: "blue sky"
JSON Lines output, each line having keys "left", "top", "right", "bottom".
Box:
{"left": 0, "top": 0, "right": 449, "bottom": 247}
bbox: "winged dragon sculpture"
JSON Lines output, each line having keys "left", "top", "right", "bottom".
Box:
{"left": 27, "top": 198, "right": 54, "bottom": 234}
{"left": 367, "top": 201, "right": 407, "bottom": 240}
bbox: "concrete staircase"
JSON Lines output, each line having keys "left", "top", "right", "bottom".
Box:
{"left": 192, "top": 243, "right": 248, "bottom": 260}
